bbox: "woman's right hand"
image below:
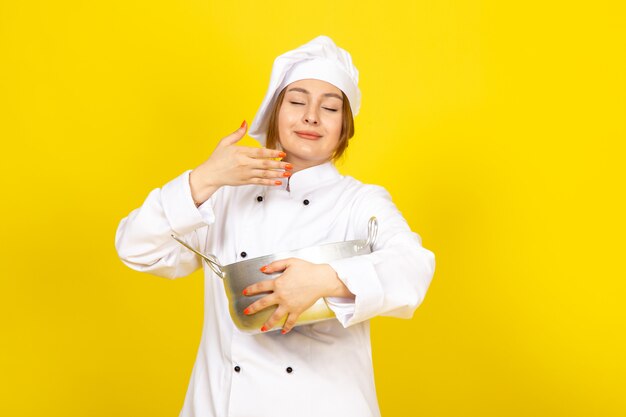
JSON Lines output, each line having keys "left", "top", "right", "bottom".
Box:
{"left": 189, "top": 121, "right": 292, "bottom": 206}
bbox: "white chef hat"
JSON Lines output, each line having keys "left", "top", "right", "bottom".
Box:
{"left": 248, "top": 35, "right": 361, "bottom": 146}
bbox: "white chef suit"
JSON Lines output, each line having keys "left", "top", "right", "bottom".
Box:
{"left": 115, "top": 161, "right": 435, "bottom": 417}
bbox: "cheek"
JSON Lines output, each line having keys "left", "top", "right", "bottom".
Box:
{"left": 277, "top": 111, "right": 286, "bottom": 132}
{"left": 278, "top": 111, "right": 297, "bottom": 134}
{"left": 328, "top": 117, "right": 343, "bottom": 142}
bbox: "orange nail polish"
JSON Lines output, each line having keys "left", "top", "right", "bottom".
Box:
{"left": 261, "top": 325, "right": 268, "bottom": 332}
{"left": 282, "top": 171, "right": 291, "bottom": 177}
{"left": 260, "top": 265, "right": 268, "bottom": 272}
{"left": 240, "top": 120, "right": 246, "bottom": 129}
{"left": 278, "top": 151, "right": 287, "bottom": 158}
{"left": 285, "top": 163, "right": 293, "bottom": 170}
{"left": 242, "top": 289, "right": 248, "bottom": 295}
{"left": 275, "top": 180, "right": 282, "bottom": 185}
{"left": 281, "top": 329, "right": 287, "bottom": 335}
{"left": 243, "top": 308, "right": 250, "bottom": 315}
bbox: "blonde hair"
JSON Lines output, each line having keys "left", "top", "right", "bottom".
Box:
{"left": 265, "top": 87, "right": 355, "bottom": 161}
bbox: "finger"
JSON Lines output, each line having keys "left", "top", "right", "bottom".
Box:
{"left": 218, "top": 120, "right": 248, "bottom": 147}
{"left": 250, "top": 168, "right": 291, "bottom": 180}
{"left": 248, "top": 158, "right": 293, "bottom": 171}
{"left": 243, "top": 147, "right": 287, "bottom": 160}
{"left": 243, "top": 279, "right": 275, "bottom": 296}
{"left": 281, "top": 313, "right": 300, "bottom": 335}
{"left": 243, "top": 293, "right": 277, "bottom": 316}
{"left": 260, "top": 258, "right": 293, "bottom": 274}
{"left": 246, "top": 178, "right": 284, "bottom": 187}
{"left": 261, "top": 306, "right": 288, "bottom": 333}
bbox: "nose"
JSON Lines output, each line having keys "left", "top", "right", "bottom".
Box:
{"left": 303, "top": 106, "right": 319, "bottom": 125}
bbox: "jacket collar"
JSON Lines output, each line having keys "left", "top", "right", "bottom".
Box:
{"left": 277, "top": 161, "right": 341, "bottom": 194}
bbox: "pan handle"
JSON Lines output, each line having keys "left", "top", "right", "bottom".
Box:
{"left": 365, "top": 216, "right": 378, "bottom": 248}
{"left": 356, "top": 216, "right": 378, "bottom": 251}
{"left": 171, "top": 234, "right": 225, "bottom": 279}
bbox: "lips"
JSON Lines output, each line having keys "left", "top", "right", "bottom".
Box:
{"left": 295, "top": 131, "right": 322, "bottom": 140}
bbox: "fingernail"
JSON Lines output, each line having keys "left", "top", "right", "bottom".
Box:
{"left": 278, "top": 151, "right": 287, "bottom": 158}
{"left": 240, "top": 120, "right": 246, "bottom": 129}
{"left": 275, "top": 180, "right": 282, "bottom": 185}
{"left": 243, "top": 308, "right": 250, "bottom": 315}
{"left": 261, "top": 325, "right": 268, "bottom": 332}
{"left": 281, "top": 329, "right": 288, "bottom": 335}
{"left": 285, "top": 163, "right": 293, "bottom": 170}
{"left": 242, "top": 289, "right": 248, "bottom": 295}
{"left": 260, "top": 265, "right": 268, "bottom": 272}
{"left": 282, "top": 171, "right": 291, "bottom": 177}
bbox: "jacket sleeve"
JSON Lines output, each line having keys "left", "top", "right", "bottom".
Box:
{"left": 114, "top": 170, "right": 217, "bottom": 279}
{"left": 325, "top": 185, "right": 435, "bottom": 327}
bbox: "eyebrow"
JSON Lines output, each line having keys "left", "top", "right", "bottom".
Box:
{"left": 286, "top": 87, "right": 343, "bottom": 101}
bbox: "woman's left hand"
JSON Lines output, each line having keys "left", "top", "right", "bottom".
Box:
{"left": 242, "top": 258, "right": 354, "bottom": 334}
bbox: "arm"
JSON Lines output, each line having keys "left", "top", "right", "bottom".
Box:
{"left": 114, "top": 170, "right": 216, "bottom": 278}
{"left": 325, "top": 185, "right": 435, "bottom": 327}
{"left": 115, "top": 121, "right": 291, "bottom": 278}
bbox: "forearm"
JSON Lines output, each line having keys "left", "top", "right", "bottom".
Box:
{"left": 115, "top": 170, "right": 211, "bottom": 278}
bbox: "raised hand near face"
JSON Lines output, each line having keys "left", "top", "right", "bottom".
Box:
{"left": 189, "top": 121, "right": 292, "bottom": 206}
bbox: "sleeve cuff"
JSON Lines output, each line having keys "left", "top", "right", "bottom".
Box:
{"left": 326, "top": 256, "right": 384, "bottom": 327}
{"left": 161, "top": 170, "right": 216, "bottom": 235}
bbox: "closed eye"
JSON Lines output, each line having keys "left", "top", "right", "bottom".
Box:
{"left": 289, "top": 101, "right": 338, "bottom": 112}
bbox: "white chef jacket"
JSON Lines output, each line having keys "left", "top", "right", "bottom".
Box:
{"left": 115, "top": 162, "right": 435, "bottom": 417}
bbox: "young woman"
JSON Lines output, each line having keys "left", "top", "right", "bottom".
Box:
{"left": 116, "top": 35, "right": 435, "bottom": 417}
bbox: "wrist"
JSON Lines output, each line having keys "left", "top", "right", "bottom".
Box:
{"left": 320, "top": 264, "right": 354, "bottom": 298}
{"left": 189, "top": 169, "right": 219, "bottom": 206}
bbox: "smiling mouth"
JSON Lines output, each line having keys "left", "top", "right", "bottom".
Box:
{"left": 295, "top": 132, "right": 322, "bottom": 140}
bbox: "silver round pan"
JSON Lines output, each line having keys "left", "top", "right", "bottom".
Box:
{"left": 172, "top": 217, "right": 377, "bottom": 333}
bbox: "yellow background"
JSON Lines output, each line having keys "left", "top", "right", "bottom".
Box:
{"left": 1, "top": 1, "right": 624, "bottom": 416}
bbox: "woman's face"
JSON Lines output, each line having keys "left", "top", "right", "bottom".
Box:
{"left": 277, "top": 79, "right": 344, "bottom": 169}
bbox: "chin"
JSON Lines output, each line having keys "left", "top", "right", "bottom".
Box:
{"left": 280, "top": 140, "right": 335, "bottom": 163}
